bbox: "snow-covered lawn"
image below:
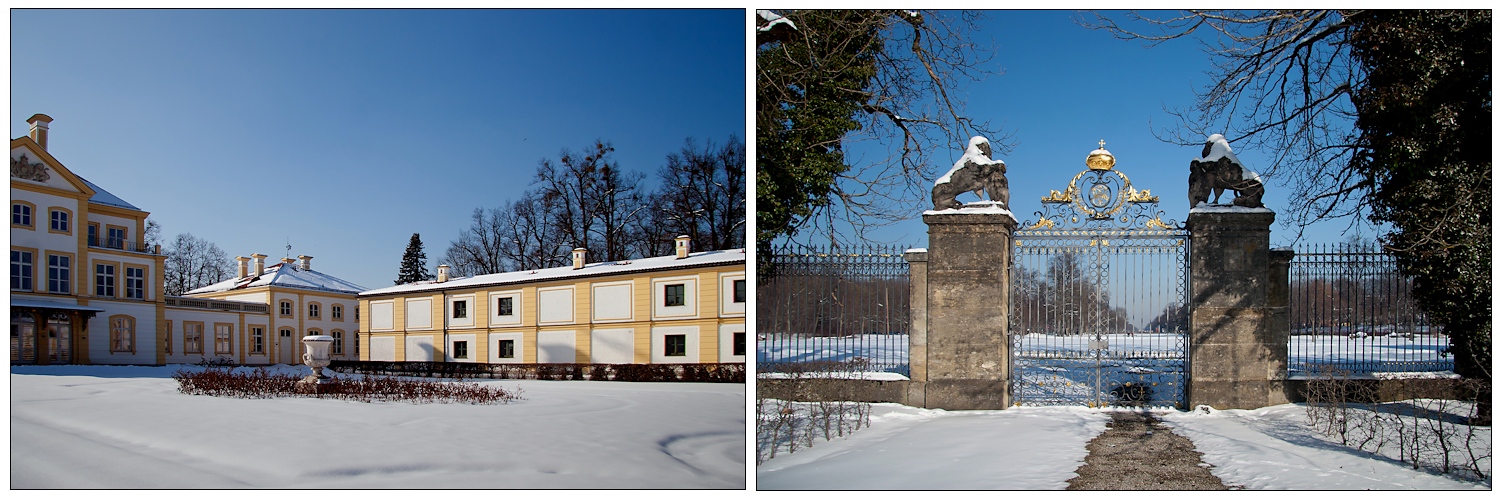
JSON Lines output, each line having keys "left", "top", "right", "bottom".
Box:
{"left": 11, "top": 365, "right": 745, "bottom": 489}
{"left": 758, "top": 402, "right": 1490, "bottom": 490}
{"left": 758, "top": 332, "right": 1455, "bottom": 377}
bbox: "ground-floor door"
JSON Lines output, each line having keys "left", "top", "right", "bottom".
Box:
{"left": 279, "top": 329, "right": 297, "bottom": 364}
{"left": 11, "top": 312, "right": 75, "bottom": 364}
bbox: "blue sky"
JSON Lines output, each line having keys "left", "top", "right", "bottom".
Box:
{"left": 11, "top": 8, "right": 745, "bottom": 289}
{"left": 826, "top": 10, "right": 1383, "bottom": 250}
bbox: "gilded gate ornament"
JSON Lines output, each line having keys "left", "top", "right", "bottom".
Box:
{"left": 1019, "top": 141, "right": 1181, "bottom": 233}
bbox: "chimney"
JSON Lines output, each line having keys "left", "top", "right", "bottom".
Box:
{"left": 437, "top": 264, "right": 450, "bottom": 283}
{"left": 27, "top": 114, "right": 53, "bottom": 151}
{"left": 674, "top": 235, "right": 691, "bottom": 259}
{"left": 281, "top": 257, "right": 296, "bottom": 265}
{"left": 235, "top": 256, "right": 250, "bottom": 279}
{"left": 572, "top": 248, "right": 587, "bottom": 270}
{"left": 251, "top": 253, "right": 267, "bottom": 276}
{"left": 297, "top": 255, "right": 312, "bottom": 271}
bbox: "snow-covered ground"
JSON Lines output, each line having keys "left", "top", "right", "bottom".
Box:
{"left": 758, "top": 403, "right": 1490, "bottom": 490}
{"left": 757, "top": 332, "right": 1454, "bottom": 377}
{"left": 11, "top": 364, "right": 745, "bottom": 489}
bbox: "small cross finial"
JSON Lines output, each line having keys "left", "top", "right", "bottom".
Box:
{"left": 1098, "top": 139, "right": 1106, "bottom": 149}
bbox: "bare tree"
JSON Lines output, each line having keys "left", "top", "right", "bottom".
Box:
{"left": 758, "top": 10, "right": 1010, "bottom": 247}
{"left": 592, "top": 161, "right": 648, "bottom": 262}
{"left": 443, "top": 208, "right": 511, "bottom": 278}
{"left": 1078, "top": 10, "right": 1368, "bottom": 237}
{"left": 534, "top": 140, "right": 650, "bottom": 262}
{"left": 651, "top": 136, "right": 747, "bottom": 252}
{"left": 164, "top": 233, "right": 234, "bottom": 295}
{"left": 505, "top": 190, "right": 569, "bottom": 270}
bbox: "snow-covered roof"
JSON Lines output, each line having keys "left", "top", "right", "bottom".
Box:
{"left": 186, "top": 262, "right": 369, "bottom": 295}
{"left": 77, "top": 176, "right": 141, "bottom": 211}
{"left": 361, "top": 249, "right": 747, "bottom": 297}
{"left": 1196, "top": 134, "right": 1262, "bottom": 184}
{"left": 935, "top": 136, "right": 1003, "bottom": 186}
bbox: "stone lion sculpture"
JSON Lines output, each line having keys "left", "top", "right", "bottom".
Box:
{"left": 933, "top": 136, "right": 1009, "bottom": 210}
{"left": 1189, "top": 134, "right": 1265, "bottom": 208}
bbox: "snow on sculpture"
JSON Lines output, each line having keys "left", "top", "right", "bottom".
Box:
{"left": 1189, "top": 134, "right": 1265, "bottom": 208}
{"left": 932, "top": 136, "right": 1009, "bottom": 211}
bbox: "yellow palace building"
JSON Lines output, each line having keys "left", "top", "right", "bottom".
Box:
{"left": 357, "top": 239, "right": 747, "bottom": 365}
{"left": 13, "top": 113, "right": 746, "bottom": 368}
{"left": 11, "top": 114, "right": 368, "bottom": 365}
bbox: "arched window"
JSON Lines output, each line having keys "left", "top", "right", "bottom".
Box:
{"left": 332, "top": 304, "right": 343, "bottom": 321}
{"left": 279, "top": 300, "right": 294, "bottom": 317}
{"left": 331, "top": 330, "right": 344, "bottom": 355}
{"left": 109, "top": 315, "right": 135, "bottom": 353}
{"left": 308, "top": 302, "right": 321, "bottom": 319}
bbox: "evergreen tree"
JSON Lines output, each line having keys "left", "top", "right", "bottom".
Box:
{"left": 1350, "top": 10, "right": 1490, "bottom": 380}
{"left": 1087, "top": 10, "right": 1491, "bottom": 383}
{"left": 395, "top": 233, "right": 433, "bottom": 285}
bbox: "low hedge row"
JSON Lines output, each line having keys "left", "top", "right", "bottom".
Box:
{"left": 329, "top": 361, "right": 745, "bottom": 383}
{"left": 173, "top": 367, "right": 522, "bottom": 404}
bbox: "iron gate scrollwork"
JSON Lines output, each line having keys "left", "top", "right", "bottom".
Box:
{"left": 1010, "top": 143, "right": 1189, "bottom": 408}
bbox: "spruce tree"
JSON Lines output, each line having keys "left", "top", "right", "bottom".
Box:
{"left": 395, "top": 233, "right": 433, "bottom": 285}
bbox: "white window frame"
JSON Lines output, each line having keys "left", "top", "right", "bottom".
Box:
{"left": 719, "top": 323, "right": 747, "bottom": 363}
{"left": 447, "top": 294, "right": 475, "bottom": 328}
{"left": 490, "top": 291, "right": 523, "bottom": 327}
{"left": 650, "top": 325, "right": 700, "bottom": 364}
{"left": 489, "top": 332, "right": 525, "bottom": 364}
{"left": 719, "top": 272, "right": 746, "bottom": 317}
{"left": 651, "top": 276, "right": 698, "bottom": 320}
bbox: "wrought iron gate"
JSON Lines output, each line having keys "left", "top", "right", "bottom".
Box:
{"left": 1010, "top": 143, "right": 1189, "bottom": 408}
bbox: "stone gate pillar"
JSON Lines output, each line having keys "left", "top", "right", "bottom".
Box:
{"left": 1187, "top": 210, "right": 1292, "bottom": 409}
{"left": 919, "top": 207, "right": 1015, "bottom": 410}
{"left": 903, "top": 249, "right": 929, "bottom": 407}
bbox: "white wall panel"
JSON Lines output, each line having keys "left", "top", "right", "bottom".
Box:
{"left": 370, "top": 336, "right": 396, "bottom": 361}
{"left": 590, "top": 328, "right": 635, "bottom": 364}
{"left": 536, "top": 330, "right": 576, "bottom": 363}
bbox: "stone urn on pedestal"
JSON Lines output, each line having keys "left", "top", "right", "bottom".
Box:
{"left": 295, "top": 335, "right": 335, "bottom": 394}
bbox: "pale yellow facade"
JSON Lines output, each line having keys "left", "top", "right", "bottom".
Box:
{"left": 360, "top": 260, "right": 747, "bottom": 365}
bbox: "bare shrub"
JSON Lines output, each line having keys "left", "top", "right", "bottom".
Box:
{"left": 1304, "top": 366, "right": 1491, "bottom": 481}
{"left": 755, "top": 358, "right": 877, "bottom": 464}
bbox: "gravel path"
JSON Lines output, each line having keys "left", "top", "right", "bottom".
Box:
{"left": 1066, "top": 411, "right": 1236, "bottom": 490}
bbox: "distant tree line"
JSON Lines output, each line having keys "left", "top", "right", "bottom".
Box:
{"left": 440, "top": 136, "right": 746, "bottom": 277}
